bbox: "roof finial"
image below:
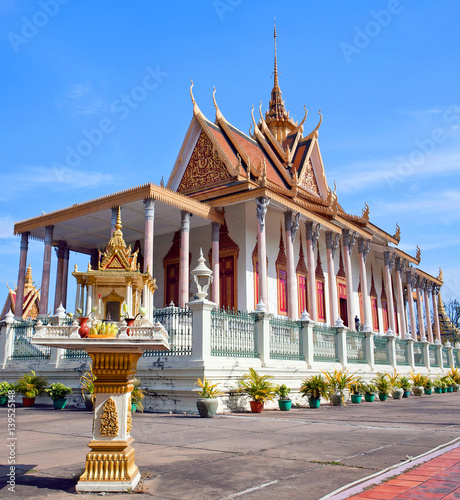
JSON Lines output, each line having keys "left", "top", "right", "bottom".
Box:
{"left": 115, "top": 206, "right": 122, "bottom": 231}
{"left": 273, "top": 18, "right": 279, "bottom": 89}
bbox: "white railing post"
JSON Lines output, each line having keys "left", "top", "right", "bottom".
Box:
{"left": 446, "top": 342, "right": 455, "bottom": 369}
{"left": 364, "top": 327, "right": 375, "bottom": 371}
{"left": 335, "top": 318, "right": 347, "bottom": 367}
{"left": 50, "top": 304, "right": 66, "bottom": 367}
{"left": 254, "top": 308, "right": 270, "bottom": 366}
{"left": 406, "top": 338, "right": 415, "bottom": 370}
{"left": 0, "top": 310, "right": 16, "bottom": 369}
{"left": 188, "top": 299, "right": 216, "bottom": 363}
{"left": 436, "top": 343, "right": 443, "bottom": 371}
{"left": 300, "top": 311, "right": 314, "bottom": 368}
{"left": 386, "top": 330, "right": 397, "bottom": 369}
{"left": 422, "top": 339, "right": 430, "bottom": 370}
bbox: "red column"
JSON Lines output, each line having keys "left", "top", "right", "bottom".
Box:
{"left": 61, "top": 246, "right": 70, "bottom": 309}
{"left": 15, "top": 232, "right": 29, "bottom": 319}
{"left": 395, "top": 257, "right": 407, "bottom": 338}
{"left": 432, "top": 286, "right": 441, "bottom": 342}
{"left": 211, "top": 222, "right": 220, "bottom": 308}
{"left": 424, "top": 282, "right": 433, "bottom": 343}
{"left": 305, "top": 221, "right": 319, "bottom": 321}
{"left": 342, "top": 230, "right": 356, "bottom": 329}
{"left": 256, "top": 197, "right": 270, "bottom": 310}
{"left": 383, "top": 251, "right": 396, "bottom": 334}
{"left": 406, "top": 270, "right": 417, "bottom": 340}
{"left": 179, "top": 211, "right": 190, "bottom": 307}
{"left": 39, "top": 225, "right": 54, "bottom": 316}
{"left": 415, "top": 275, "right": 425, "bottom": 340}
{"left": 144, "top": 199, "right": 155, "bottom": 274}
{"left": 285, "top": 211, "right": 299, "bottom": 319}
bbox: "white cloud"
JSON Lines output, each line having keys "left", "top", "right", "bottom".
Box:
{"left": 56, "top": 82, "right": 110, "bottom": 116}
{"left": 0, "top": 215, "right": 16, "bottom": 240}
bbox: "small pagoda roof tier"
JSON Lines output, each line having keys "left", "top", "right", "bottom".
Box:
{"left": 1, "top": 264, "right": 41, "bottom": 320}
{"left": 72, "top": 209, "right": 157, "bottom": 293}
{"left": 438, "top": 292, "right": 459, "bottom": 343}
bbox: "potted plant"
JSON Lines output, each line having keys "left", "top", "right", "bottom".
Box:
{"left": 409, "top": 372, "right": 426, "bottom": 396}
{"left": 444, "top": 376, "right": 454, "bottom": 393}
{"left": 195, "top": 377, "right": 222, "bottom": 417}
{"left": 323, "top": 368, "right": 358, "bottom": 406}
{"left": 239, "top": 367, "right": 275, "bottom": 413}
{"left": 121, "top": 303, "right": 147, "bottom": 334}
{"left": 446, "top": 368, "right": 460, "bottom": 391}
{"left": 0, "top": 381, "right": 11, "bottom": 406}
{"left": 387, "top": 371, "right": 404, "bottom": 400}
{"left": 423, "top": 378, "right": 433, "bottom": 395}
{"left": 373, "top": 373, "right": 391, "bottom": 401}
{"left": 14, "top": 370, "right": 48, "bottom": 407}
{"left": 433, "top": 377, "right": 444, "bottom": 394}
{"left": 349, "top": 381, "right": 363, "bottom": 404}
{"left": 131, "top": 379, "right": 145, "bottom": 413}
{"left": 80, "top": 365, "right": 96, "bottom": 411}
{"left": 68, "top": 307, "right": 97, "bottom": 338}
{"left": 45, "top": 382, "right": 72, "bottom": 409}
{"left": 362, "top": 383, "right": 377, "bottom": 402}
{"left": 275, "top": 384, "right": 292, "bottom": 411}
{"left": 300, "top": 375, "right": 329, "bottom": 408}
{"left": 399, "top": 376, "right": 411, "bottom": 398}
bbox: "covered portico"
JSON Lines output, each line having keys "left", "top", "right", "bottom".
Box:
{"left": 13, "top": 183, "right": 224, "bottom": 319}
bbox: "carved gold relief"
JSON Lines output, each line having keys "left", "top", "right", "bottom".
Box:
{"left": 127, "top": 394, "right": 132, "bottom": 435}
{"left": 79, "top": 443, "right": 137, "bottom": 482}
{"left": 301, "top": 160, "right": 319, "bottom": 195}
{"left": 100, "top": 397, "right": 119, "bottom": 437}
{"left": 178, "top": 131, "right": 231, "bottom": 191}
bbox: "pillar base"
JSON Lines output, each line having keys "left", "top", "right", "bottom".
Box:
{"left": 76, "top": 438, "right": 140, "bottom": 492}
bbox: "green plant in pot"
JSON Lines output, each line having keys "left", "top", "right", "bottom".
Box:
{"left": 45, "top": 383, "right": 72, "bottom": 410}
{"left": 398, "top": 376, "right": 411, "bottom": 398}
{"left": 409, "top": 372, "right": 426, "bottom": 396}
{"left": 80, "top": 365, "right": 96, "bottom": 411}
{"left": 14, "top": 370, "right": 48, "bottom": 407}
{"left": 423, "top": 377, "right": 433, "bottom": 395}
{"left": 239, "top": 367, "right": 275, "bottom": 413}
{"left": 443, "top": 376, "right": 454, "bottom": 393}
{"left": 275, "top": 384, "right": 292, "bottom": 411}
{"left": 373, "top": 373, "right": 391, "bottom": 401}
{"left": 433, "top": 377, "right": 445, "bottom": 393}
{"left": 131, "top": 379, "right": 145, "bottom": 413}
{"left": 0, "top": 381, "right": 11, "bottom": 406}
{"left": 362, "top": 383, "right": 377, "bottom": 402}
{"left": 323, "top": 368, "right": 358, "bottom": 406}
{"left": 387, "top": 371, "right": 404, "bottom": 400}
{"left": 300, "top": 375, "right": 328, "bottom": 408}
{"left": 446, "top": 368, "right": 460, "bottom": 391}
{"left": 195, "top": 377, "right": 222, "bottom": 417}
{"left": 349, "top": 381, "right": 363, "bottom": 404}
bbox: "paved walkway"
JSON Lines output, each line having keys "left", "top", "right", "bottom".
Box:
{"left": 0, "top": 392, "right": 459, "bottom": 499}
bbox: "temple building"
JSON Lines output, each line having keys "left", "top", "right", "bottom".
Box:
{"left": 1, "top": 29, "right": 455, "bottom": 412}
{"left": 1, "top": 264, "right": 40, "bottom": 321}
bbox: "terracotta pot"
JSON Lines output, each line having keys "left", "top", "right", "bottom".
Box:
{"left": 78, "top": 317, "right": 90, "bottom": 338}
{"left": 22, "top": 397, "right": 35, "bottom": 407}
{"left": 250, "top": 401, "right": 264, "bottom": 413}
{"left": 126, "top": 318, "right": 135, "bottom": 336}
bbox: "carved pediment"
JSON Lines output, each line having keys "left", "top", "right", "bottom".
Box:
{"left": 301, "top": 159, "right": 320, "bottom": 195}
{"left": 178, "top": 131, "right": 232, "bottom": 191}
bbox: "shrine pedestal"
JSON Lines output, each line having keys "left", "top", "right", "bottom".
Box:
{"left": 32, "top": 326, "right": 169, "bottom": 492}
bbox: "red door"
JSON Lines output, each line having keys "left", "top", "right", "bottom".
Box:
{"left": 298, "top": 275, "right": 308, "bottom": 316}
{"left": 316, "top": 281, "right": 325, "bottom": 321}
{"left": 165, "top": 263, "right": 179, "bottom": 306}
{"left": 220, "top": 256, "right": 235, "bottom": 310}
{"left": 371, "top": 297, "right": 379, "bottom": 332}
{"left": 382, "top": 300, "right": 389, "bottom": 332}
{"left": 278, "top": 269, "right": 288, "bottom": 314}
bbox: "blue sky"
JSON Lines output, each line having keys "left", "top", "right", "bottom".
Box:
{"left": 1, "top": 0, "right": 459, "bottom": 311}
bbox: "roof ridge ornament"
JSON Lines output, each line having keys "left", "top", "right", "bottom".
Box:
{"left": 394, "top": 223, "right": 401, "bottom": 242}
{"left": 416, "top": 245, "right": 421, "bottom": 263}
{"left": 212, "top": 86, "right": 224, "bottom": 122}
{"left": 291, "top": 105, "right": 308, "bottom": 136}
{"left": 189, "top": 80, "right": 202, "bottom": 118}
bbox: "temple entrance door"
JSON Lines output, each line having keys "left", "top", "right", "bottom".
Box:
{"left": 337, "top": 282, "right": 348, "bottom": 327}
{"left": 165, "top": 262, "right": 179, "bottom": 306}
{"left": 220, "top": 256, "right": 235, "bottom": 310}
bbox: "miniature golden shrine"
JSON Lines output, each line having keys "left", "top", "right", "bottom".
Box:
{"left": 72, "top": 208, "right": 157, "bottom": 323}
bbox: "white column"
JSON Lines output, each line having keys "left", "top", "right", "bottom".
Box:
{"left": 326, "top": 231, "right": 339, "bottom": 326}
{"left": 179, "top": 211, "right": 190, "bottom": 308}
{"left": 211, "top": 222, "right": 220, "bottom": 308}
{"left": 256, "top": 197, "right": 270, "bottom": 310}
{"left": 424, "top": 282, "right": 433, "bottom": 343}
{"left": 75, "top": 282, "right": 81, "bottom": 314}
{"left": 144, "top": 199, "right": 155, "bottom": 274}
{"left": 126, "top": 282, "right": 133, "bottom": 317}
{"left": 305, "top": 221, "right": 320, "bottom": 321}
{"left": 383, "top": 251, "right": 396, "bottom": 334}
{"left": 406, "top": 270, "right": 417, "bottom": 340}
{"left": 415, "top": 275, "right": 426, "bottom": 340}
{"left": 358, "top": 238, "right": 371, "bottom": 330}
{"left": 342, "top": 230, "right": 356, "bottom": 330}
{"left": 395, "top": 257, "right": 407, "bottom": 338}
{"left": 285, "top": 211, "right": 299, "bottom": 319}
{"left": 85, "top": 283, "right": 93, "bottom": 317}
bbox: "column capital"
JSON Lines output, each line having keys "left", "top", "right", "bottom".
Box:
{"left": 180, "top": 211, "right": 191, "bottom": 231}
{"left": 342, "top": 229, "right": 357, "bottom": 256}
{"left": 284, "top": 211, "right": 300, "bottom": 244}
{"left": 358, "top": 237, "right": 371, "bottom": 263}
{"left": 20, "top": 232, "right": 29, "bottom": 251}
{"left": 256, "top": 197, "right": 270, "bottom": 232}
{"left": 143, "top": 198, "right": 155, "bottom": 219}
{"left": 44, "top": 225, "right": 54, "bottom": 244}
{"left": 211, "top": 221, "right": 220, "bottom": 241}
{"left": 326, "top": 231, "right": 340, "bottom": 259}
{"left": 305, "top": 221, "right": 321, "bottom": 251}
{"left": 384, "top": 251, "right": 396, "bottom": 271}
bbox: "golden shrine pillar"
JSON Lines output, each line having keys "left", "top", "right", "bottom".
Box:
{"left": 32, "top": 324, "right": 170, "bottom": 492}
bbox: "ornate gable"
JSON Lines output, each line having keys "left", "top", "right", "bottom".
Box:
{"left": 177, "top": 130, "right": 232, "bottom": 192}
{"left": 301, "top": 159, "right": 320, "bottom": 195}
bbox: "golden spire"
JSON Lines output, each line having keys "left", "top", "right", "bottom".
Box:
{"left": 273, "top": 18, "right": 279, "bottom": 90}
{"left": 25, "top": 263, "right": 33, "bottom": 286}
{"left": 115, "top": 206, "right": 122, "bottom": 233}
